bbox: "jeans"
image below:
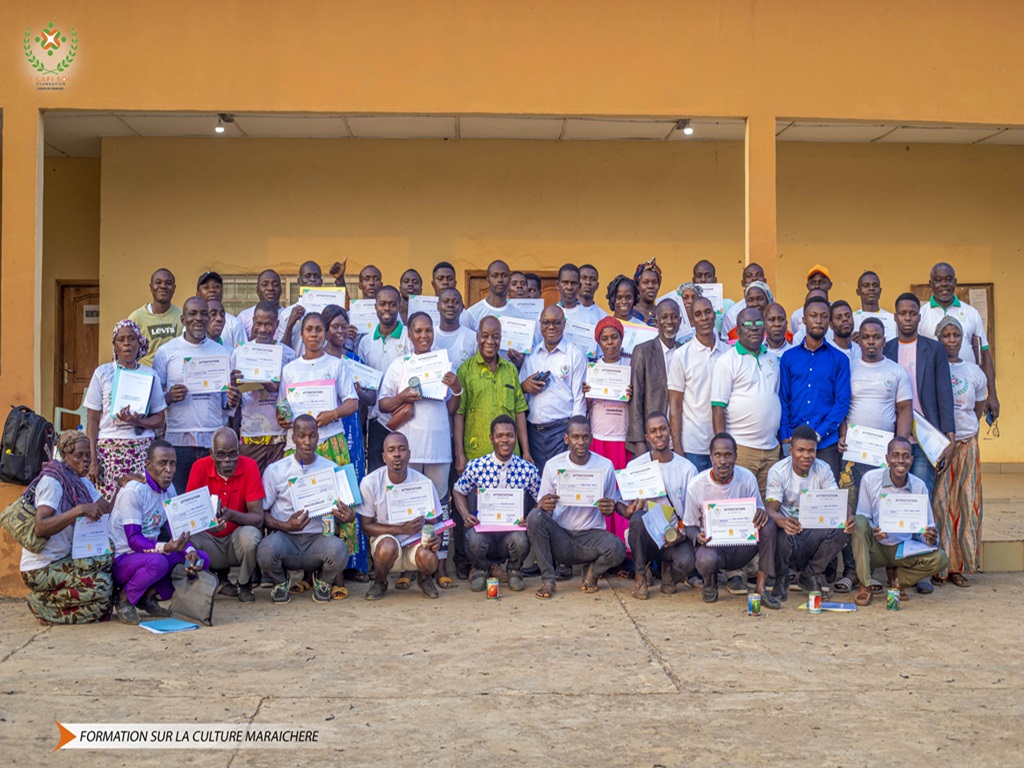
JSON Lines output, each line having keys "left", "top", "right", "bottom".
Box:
{"left": 527, "top": 419, "right": 570, "bottom": 473}
{"left": 626, "top": 512, "right": 696, "bottom": 581}
{"left": 694, "top": 518, "right": 778, "bottom": 584}
{"left": 911, "top": 444, "right": 936, "bottom": 496}
{"left": 684, "top": 453, "right": 711, "bottom": 472}
{"left": 526, "top": 509, "right": 626, "bottom": 582}
{"left": 465, "top": 527, "right": 530, "bottom": 573}
{"left": 256, "top": 531, "right": 349, "bottom": 586}
{"left": 367, "top": 420, "right": 390, "bottom": 473}
{"left": 777, "top": 526, "right": 849, "bottom": 580}
{"left": 171, "top": 446, "right": 210, "bottom": 494}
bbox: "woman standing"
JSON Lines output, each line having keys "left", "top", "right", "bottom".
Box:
{"left": 933, "top": 316, "right": 987, "bottom": 587}
{"left": 633, "top": 259, "right": 663, "bottom": 326}
{"left": 278, "top": 312, "right": 360, "bottom": 597}
{"left": 84, "top": 320, "right": 167, "bottom": 499}
{"left": 605, "top": 275, "right": 645, "bottom": 324}
{"left": 19, "top": 430, "right": 113, "bottom": 624}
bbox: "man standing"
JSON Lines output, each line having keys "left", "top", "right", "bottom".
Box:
{"left": 430, "top": 261, "right": 457, "bottom": 295}
{"left": 257, "top": 416, "right": 355, "bottom": 604}
{"left": 153, "top": 297, "right": 241, "bottom": 492}
{"left": 668, "top": 297, "right": 728, "bottom": 471}
{"left": 625, "top": 413, "right": 700, "bottom": 599}
{"left": 434, "top": 287, "right": 477, "bottom": 371}
{"left": 828, "top": 300, "right": 861, "bottom": 361}
{"left": 453, "top": 415, "right": 540, "bottom": 592}
{"left": 627, "top": 298, "right": 682, "bottom": 457}
{"left": 692, "top": 259, "right": 730, "bottom": 334}
{"left": 851, "top": 437, "right": 949, "bottom": 606}
{"left": 186, "top": 427, "right": 265, "bottom": 603}
{"left": 765, "top": 426, "right": 851, "bottom": 598}
{"left": 779, "top": 296, "right": 851, "bottom": 480}
{"left": 763, "top": 303, "right": 793, "bottom": 360}
{"left": 196, "top": 271, "right": 245, "bottom": 349}
{"left": 565, "top": 264, "right": 608, "bottom": 325}
{"left": 398, "top": 268, "right": 423, "bottom": 323}
{"left": 129, "top": 268, "right": 181, "bottom": 366}
{"left": 358, "top": 432, "right": 443, "bottom": 601}
{"left": 525, "top": 273, "right": 543, "bottom": 299}
{"left": 509, "top": 271, "right": 530, "bottom": 299}
{"left": 358, "top": 264, "right": 383, "bottom": 299}
{"left": 917, "top": 262, "right": 998, "bottom": 418}
{"left": 789, "top": 265, "right": 833, "bottom": 337}
{"left": 853, "top": 271, "right": 897, "bottom": 341}
{"left": 711, "top": 307, "right": 781, "bottom": 497}
{"left": 719, "top": 262, "right": 766, "bottom": 341}
{"left": 520, "top": 306, "right": 587, "bottom": 471}
{"left": 683, "top": 433, "right": 780, "bottom": 607}
{"left": 238, "top": 270, "right": 284, "bottom": 341}
{"left": 526, "top": 416, "right": 627, "bottom": 599}
{"left": 464, "top": 260, "right": 522, "bottom": 331}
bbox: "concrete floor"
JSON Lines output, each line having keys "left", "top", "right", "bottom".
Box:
{"left": 1, "top": 569, "right": 1021, "bottom": 767}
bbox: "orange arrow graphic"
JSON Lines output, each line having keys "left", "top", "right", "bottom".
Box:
{"left": 54, "top": 721, "right": 76, "bottom": 751}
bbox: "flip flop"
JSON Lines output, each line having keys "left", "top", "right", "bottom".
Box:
{"left": 580, "top": 567, "right": 599, "bottom": 594}
{"left": 395, "top": 576, "right": 412, "bottom": 590}
{"left": 854, "top": 586, "right": 872, "bottom": 606}
{"left": 437, "top": 576, "right": 458, "bottom": 589}
{"left": 330, "top": 586, "right": 349, "bottom": 600}
{"left": 833, "top": 577, "right": 854, "bottom": 593}
{"left": 535, "top": 581, "right": 556, "bottom": 600}
{"left": 288, "top": 579, "right": 312, "bottom": 595}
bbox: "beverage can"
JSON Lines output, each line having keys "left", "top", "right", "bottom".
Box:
{"left": 887, "top": 588, "right": 901, "bottom": 611}
{"left": 808, "top": 591, "right": 822, "bottom": 614}
{"left": 408, "top": 376, "right": 422, "bottom": 397}
{"left": 748, "top": 593, "right": 762, "bottom": 616}
{"left": 276, "top": 400, "right": 293, "bottom": 421}
{"left": 420, "top": 522, "right": 434, "bottom": 545}
{"left": 486, "top": 578, "right": 499, "bottom": 599}
{"left": 321, "top": 515, "right": 335, "bottom": 537}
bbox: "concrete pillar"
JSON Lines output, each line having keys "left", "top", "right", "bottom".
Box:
{"left": 744, "top": 115, "right": 777, "bottom": 286}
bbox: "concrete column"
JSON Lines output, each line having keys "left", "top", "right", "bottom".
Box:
{"left": 744, "top": 115, "right": 777, "bottom": 286}
{"left": 0, "top": 106, "right": 44, "bottom": 409}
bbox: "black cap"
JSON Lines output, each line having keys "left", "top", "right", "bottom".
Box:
{"left": 197, "top": 271, "right": 223, "bottom": 288}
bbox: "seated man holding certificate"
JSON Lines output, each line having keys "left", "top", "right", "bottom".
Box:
{"left": 526, "top": 415, "right": 627, "bottom": 599}
{"left": 452, "top": 415, "right": 541, "bottom": 593}
{"left": 623, "top": 412, "right": 700, "bottom": 600}
{"left": 109, "top": 440, "right": 211, "bottom": 625}
{"left": 764, "top": 426, "right": 852, "bottom": 599}
{"left": 258, "top": 415, "right": 357, "bottom": 604}
{"left": 683, "top": 433, "right": 780, "bottom": 607}
{"left": 357, "top": 432, "right": 444, "bottom": 601}
{"left": 851, "top": 436, "right": 949, "bottom": 606}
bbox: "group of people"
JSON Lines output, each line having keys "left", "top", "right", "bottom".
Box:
{"left": 17, "top": 254, "right": 995, "bottom": 624}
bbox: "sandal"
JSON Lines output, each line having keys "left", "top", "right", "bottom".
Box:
{"left": 615, "top": 569, "right": 633, "bottom": 580}
{"left": 870, "top": 579, "right": 884, "bottom": 593}
{"left": 437, "top": 576, "right": 458, "bottom": 589}
{"left": 330, "top": 586, "right": 349, "bottom": 600}
{"left": 395, "top": 576, "right": 412, "bottom": 590}
{"left": 949, "top": 573, "right": 971, "bottom": 588}
{"left": 854, "top": 585, "right": 872, "bottom": 606}
{"left": 580, "top": 567, "right": 599, "bottom": 594}
{"left": 833, "top": 577, "right": 854, "bottom": 593}
{"left": 535, "top": 581, "right": 556, "bottom": 600}
{"left": 288, "top": 579, "right": 312, "bottom": 595}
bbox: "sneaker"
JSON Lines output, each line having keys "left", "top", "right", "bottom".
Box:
{"left": 137, "top": 591, "right": 172, "bottom": 617}
{"left": 419, "top": 576, "right": 440, "bottom": 599}
{"left": 311, "top": 578, "right": 332, "bottom": 603}
{"left": 470, "top": 573, "right": 487, "bottom": 592}
{"left": 702, "top": 581, "right": 719, "bottom": 603}
{"left": 365, "top": 579, "right": 388, "bottom": 601}
{"left": 916, "top": 577, "right": 934, "bottom": 595}
{"left": 686, "top": 575, "right": 704, "bottom": 590}
{"left": 118, "top": 596, "right": 141, "bottom": 625}
{"left": 797, "top": 573, "right": 820, "bottom": 594}
{"left": 271, "top": 582, "right": 291, "bottom": 604}
{"left": 508, "top": 571, "right": 525, "bottom": 592}
{"left": 238, "top": 584, "right": 255, "bottom": 603}
{"left": 726, "top": 575, "right": 748, "bottom": 595}
{"left": 772, "top": 573, "right": 789, "bottom": 602}
{"left": 218, "top": 580, "right": 240, "bottom": 598}
{"left": 555, "top": 564, "right": 573, "bottom": 581}
{"left": 761, "top": 589, "right": 782, "bottom": 610}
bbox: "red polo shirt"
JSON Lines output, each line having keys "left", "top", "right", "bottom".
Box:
{"left": 185, "top": 455, "right": 265, "bottom": 538}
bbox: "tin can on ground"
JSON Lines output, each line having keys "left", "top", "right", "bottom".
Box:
{"left": 408, "top": 376, "right": 422, "bottom": 398}
{"left": 887, "top": 588, "right": 901, "bottom": 611}
{"left": 276, "top": 400, "right": 294, "bottom": 422}
{"left": 420, "top": 522, "right": 434, "bottom": 545}
{"left": 486, "top": 578, "right": 499, "bottom": 599}
{"left": 807, "top": 591, "right": 822, "bottom": 614}
{"left": 748, "top": 593, "right": 762, "bottom": 616}
{"left": 322, "top": 515, "right": 335, "bottom": 536}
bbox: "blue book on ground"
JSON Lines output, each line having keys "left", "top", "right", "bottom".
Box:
{"left": 139, "top": 618, "right": 200, "bottom": 634}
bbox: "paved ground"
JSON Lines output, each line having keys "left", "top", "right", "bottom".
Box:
{"left": 1, "top": 569, "right": 1021, "bottom": 767}
{"left": 981, "top": 473, "right": 1024, "bottom": 541}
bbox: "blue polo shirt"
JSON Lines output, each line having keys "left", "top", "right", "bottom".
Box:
{"left": 779, "top": 340, "right": 850, "bottom": 448}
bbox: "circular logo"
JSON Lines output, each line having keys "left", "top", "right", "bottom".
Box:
{"left": 24, "top": 23, "right": 78, "bottom": 74}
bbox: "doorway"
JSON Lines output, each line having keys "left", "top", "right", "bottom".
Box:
{"left": 54, "top": 282, "right": 100, "bottom": 427}
{"left": 465, "top": 270, "right": 560, "bottom": 307}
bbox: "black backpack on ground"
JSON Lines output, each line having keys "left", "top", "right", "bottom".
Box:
{"left": 0, "top": 406, "right": 55, "bottom": 485}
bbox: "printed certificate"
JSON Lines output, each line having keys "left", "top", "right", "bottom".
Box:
{"left": 913, "top": 411, "right": 951, "bottom": 468}
{"left": 703, "top": 498, "right": 758, "bottom": 547}
{"left": 842, "top": 424, "right": 892, "bottom": 467}
{"left": 164, "top": 487, "right": 219, "bottom": 539}
{"left": 344, "top": 358, "right": 384, "bottom": 390}
{"left": 614, "top": 462, "right": 667, "bottom": 501}
{"left": 403, "top": 349, "right": 450, "bottom": 387}
{"left": 476, "top": 487, "right": 525, "bottom": 531}
{"left": 700, "top": 283, "right": 724, "bottom": 313}
{"left": 879, "top": 493, "right": 929, "bottom": 534}
{"left": 621, "top": 323, "right": 659, "bottom": 355}
{"left": 564, "top": 317, "right": 597, "bottom": 359}
{"left": 234, "top": 342, "right": 284, "bottom": 384}
{"left": 500, "top": 316, "right": 536, "bottom": 354}
{"left": 386, "top": 480, "right": 437, "bottom": 521}
{"left": 556, "top": 469, "right": 604, "bottom": 507}
{"left": 298, "top": 286, "right": 347, "bottom": 313}
{"left": 72, "top": 515, "right": 112, "bottom": 559}
{"left": 289, "top": 468, "right": 340, "bottom": 518}
{"left": 508, "top": 298, "right": 544, "bottom": 321}
{"left": 110, "top": 367, "right": 155, "bottom": 418}
{"left": 286, "top": 380, "right": 337, "bottom": 416}
{"left": 586, "top": 362, "right": 630, "bottom": 402}
{"left": 183, "top": 355, "right": 230, "bottom": 393}
{"left": 348, "top": 299, "right": 379, "bottom": 334}
{"left": 408, "top": 295, "right": 441, "bottom": 327}
{"left": 797, "top": 489, "right": 849, "bottom": 529}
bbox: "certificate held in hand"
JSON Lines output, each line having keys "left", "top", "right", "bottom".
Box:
{"left": 586, "top": 362, "right": 630, "bottom": 402}
{"left": 72, "top": 515, "right": 112, "bottom": 559}
{"left": 235, "top": 342, "right": 284, "bottom": 384}
{"left": 703, "top": 498, "right": 758, "bottom": 546}
{"left": 797, "top": 489, "right": 849, "bottom": 529}
{"left": 348, "top": 299, "right": 378, "bottom": 334}
{"left": 288, "top": 468, "right": 341, "bottom": 518}
{"left": 386, "top": 481, "right": 436, "bottom": 521}
{"left": 286, "top": 380, "right": 337, "bottom": 416}
{"left": 183, "top": 355, "right": 230, "bottom": 393}
{"left": 475, "top": 488, "right": 525, "bottom": 532}
{"left": 842, "top": 425, "right": 891, "bottom": 468}
{"left": 164, "top": 487, "right": 219, "bottom": 539}
{"left": 556, "top": 469, "right": 603, "bottom": 507}
{"left": 499, "top": 316, "right": 536, "bottom": 354}
{"left": 614, "top": 462, "right": 666, "bottom": 500}
{"left": 878, "top": 493, "right": 929, "bottom": 534}
{"left": 110, "top": 367, "right": 155, "bottom": 418}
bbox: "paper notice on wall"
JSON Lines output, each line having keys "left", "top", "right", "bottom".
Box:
{"left": 83, "top": 305, "right": 100, "bottom": 325}
{"left": 967, "top": 288, "right": 989, "bottom": 330}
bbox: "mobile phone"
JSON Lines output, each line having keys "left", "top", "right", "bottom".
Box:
{"left": 985, "top": 408, "right": 995, "bottom": 427}
{"left": 535, "top": 370, "right": 552, "bottom": 385}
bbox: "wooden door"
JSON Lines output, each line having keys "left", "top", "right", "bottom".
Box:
{"left": 466, "top": 271, "right": 560, "bottom": 306}
{"left": 56, "top": 284, "right": 100, "bottom": 427}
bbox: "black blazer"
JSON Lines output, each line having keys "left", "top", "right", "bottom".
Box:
{"left": 883, "top": 335, "right": 955, "bottom": 435}
{"left": 627, "top": 337, "right": 675, "bottom": 451}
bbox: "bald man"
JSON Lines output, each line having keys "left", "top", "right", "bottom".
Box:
{"left": 129, "top": 268, "right": 182, "bottom": 366}
{"left": 627, "top": 298, "right": 682, "bottom": 456}
{"left": 186, "top": 427, "right": 265, "bottom": 602}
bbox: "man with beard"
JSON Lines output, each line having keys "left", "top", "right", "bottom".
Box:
{"left": 829, "top": 300, "right": 860, "bottom": 361}
{"left": 627, "top": 298, "right": 682, "bottom": 457}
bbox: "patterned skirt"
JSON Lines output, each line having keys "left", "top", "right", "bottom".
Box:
{"left": 96, "top": 438, "right": 152, "bottom": 500}
{"left": 22, "top": 554, "right": 113, "bottom": 624}
{"left": 286, "top": 432, "right": 369, "bottom": 573}
{"left": 591, "top": 438, "right": 632, "bottom": 555}
{"left": 934, "top": 436, "right": 983, "bottom": 575}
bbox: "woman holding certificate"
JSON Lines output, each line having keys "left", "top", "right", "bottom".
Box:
{"left": 17, "top": 430, "right": 113, "bottom": 625}
{"left": 84, "top": 319, "right": 168, "bottom": 499}
{"left": 278, "top": 312, "right": 360, "bottom": 592}
{"left": 933, "top": 317, "right": 987, "bottom": 587}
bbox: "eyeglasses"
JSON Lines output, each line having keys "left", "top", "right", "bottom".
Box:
{"left": 540, "top": 319, "right": 565, "bottom": 327}
{"left": 739, "top": 320, "right": 765, "bottom": 328}
{"left": 985, "top": 420, "right": 1000, "bottom": 439}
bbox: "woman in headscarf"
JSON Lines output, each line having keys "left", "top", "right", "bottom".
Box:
{"left": 605, "top": 275, "right": 646, "bottom": 324}
{"left": 673, "top": 282, "right": 704, "bottom": 344}
{"left": 933, "top": 316, "right": 987, "bottom": 587}
{"left": 19, "top": 430, "right": 113, "bottom": 625}
{"left": 633, "top": 258, "right": 663, "bottom": 326}
{"left": 722, "top": 281, "right": 773, "bottom": 344}
{"left": 84, "top": 319, "right": 167, "bottom": 500}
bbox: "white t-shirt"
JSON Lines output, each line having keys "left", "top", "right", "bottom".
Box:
{"left": 829, "top": 341, "right": 862, "bottom": 362}
{"left": 626, "top": 452, "right": 698, "bottom": 523}
{"left": 279, "top": 354, "right": 358, "bottom": 446}
{"left": 764, "top": 341, "right": 793, "bottom": 361}
{"left": 464, "top": 299, "right": 523, "bottom": 332}
{"left": 378, "top": 353, "right": 454, "bottom": 463}
{"left": 896, "top": 340, "right": 921, "bottom": 415}
{"left": 765, "top": 457, "right": 838, "bottom": 518}
{"left": 152, "top": 336, "right": 232, "bottom": 448}
{"left": 710, "top": 346, "right": 781, "bottom": 450}
{"left": 263, "top": 454, "right": 337, "bottom": 535}
{"left": 433, "top": 326, "right": 478, "bottom": 371}
{"left": 563, "top": 302, "right": 609, "bottom": 326}
{"left": 667, "top": 336, "right": 729, "bottom": 455}
{"left": 232, "top": 342, "right": 297, "bottom": 438}
{"left": 84, "top": 363, "right": 167, "bottom": 440}
{"left": 918, "top": 298, "right": 988, "bottom": 365}
{"left": 950, "top": 360, "right": 987, "bottom": 440}
{"left": 20, "top": 475, "right": 103, "bottom": 571}
{"left": 853, "top": 309, "right": 897, "bottom": 342}
{"left": 588, "top": 357, "right": 630, "bottom": 442}
{"left": 357, "top": 466, "right": 443, "bottom": 546}
{"left": 519, "top": 339, "right": 587, "bottom": 425}
{"left": 539, "top": 450, "right": 619, "bottom": 532}
{"left": 238, "top": 304, "right": 294, "bottom": 345}
{"left": 109, "top": 479, "right": 177, "bottom": 557}
{"left": 847, "top": 357, "right": 913, "bottom": 433}
{"left": 683, "top": 466, "right": 764, "bottom": 529}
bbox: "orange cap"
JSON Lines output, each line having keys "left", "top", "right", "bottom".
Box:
{"left": 806, "top": 264, "right": 831, "bottom": 281}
